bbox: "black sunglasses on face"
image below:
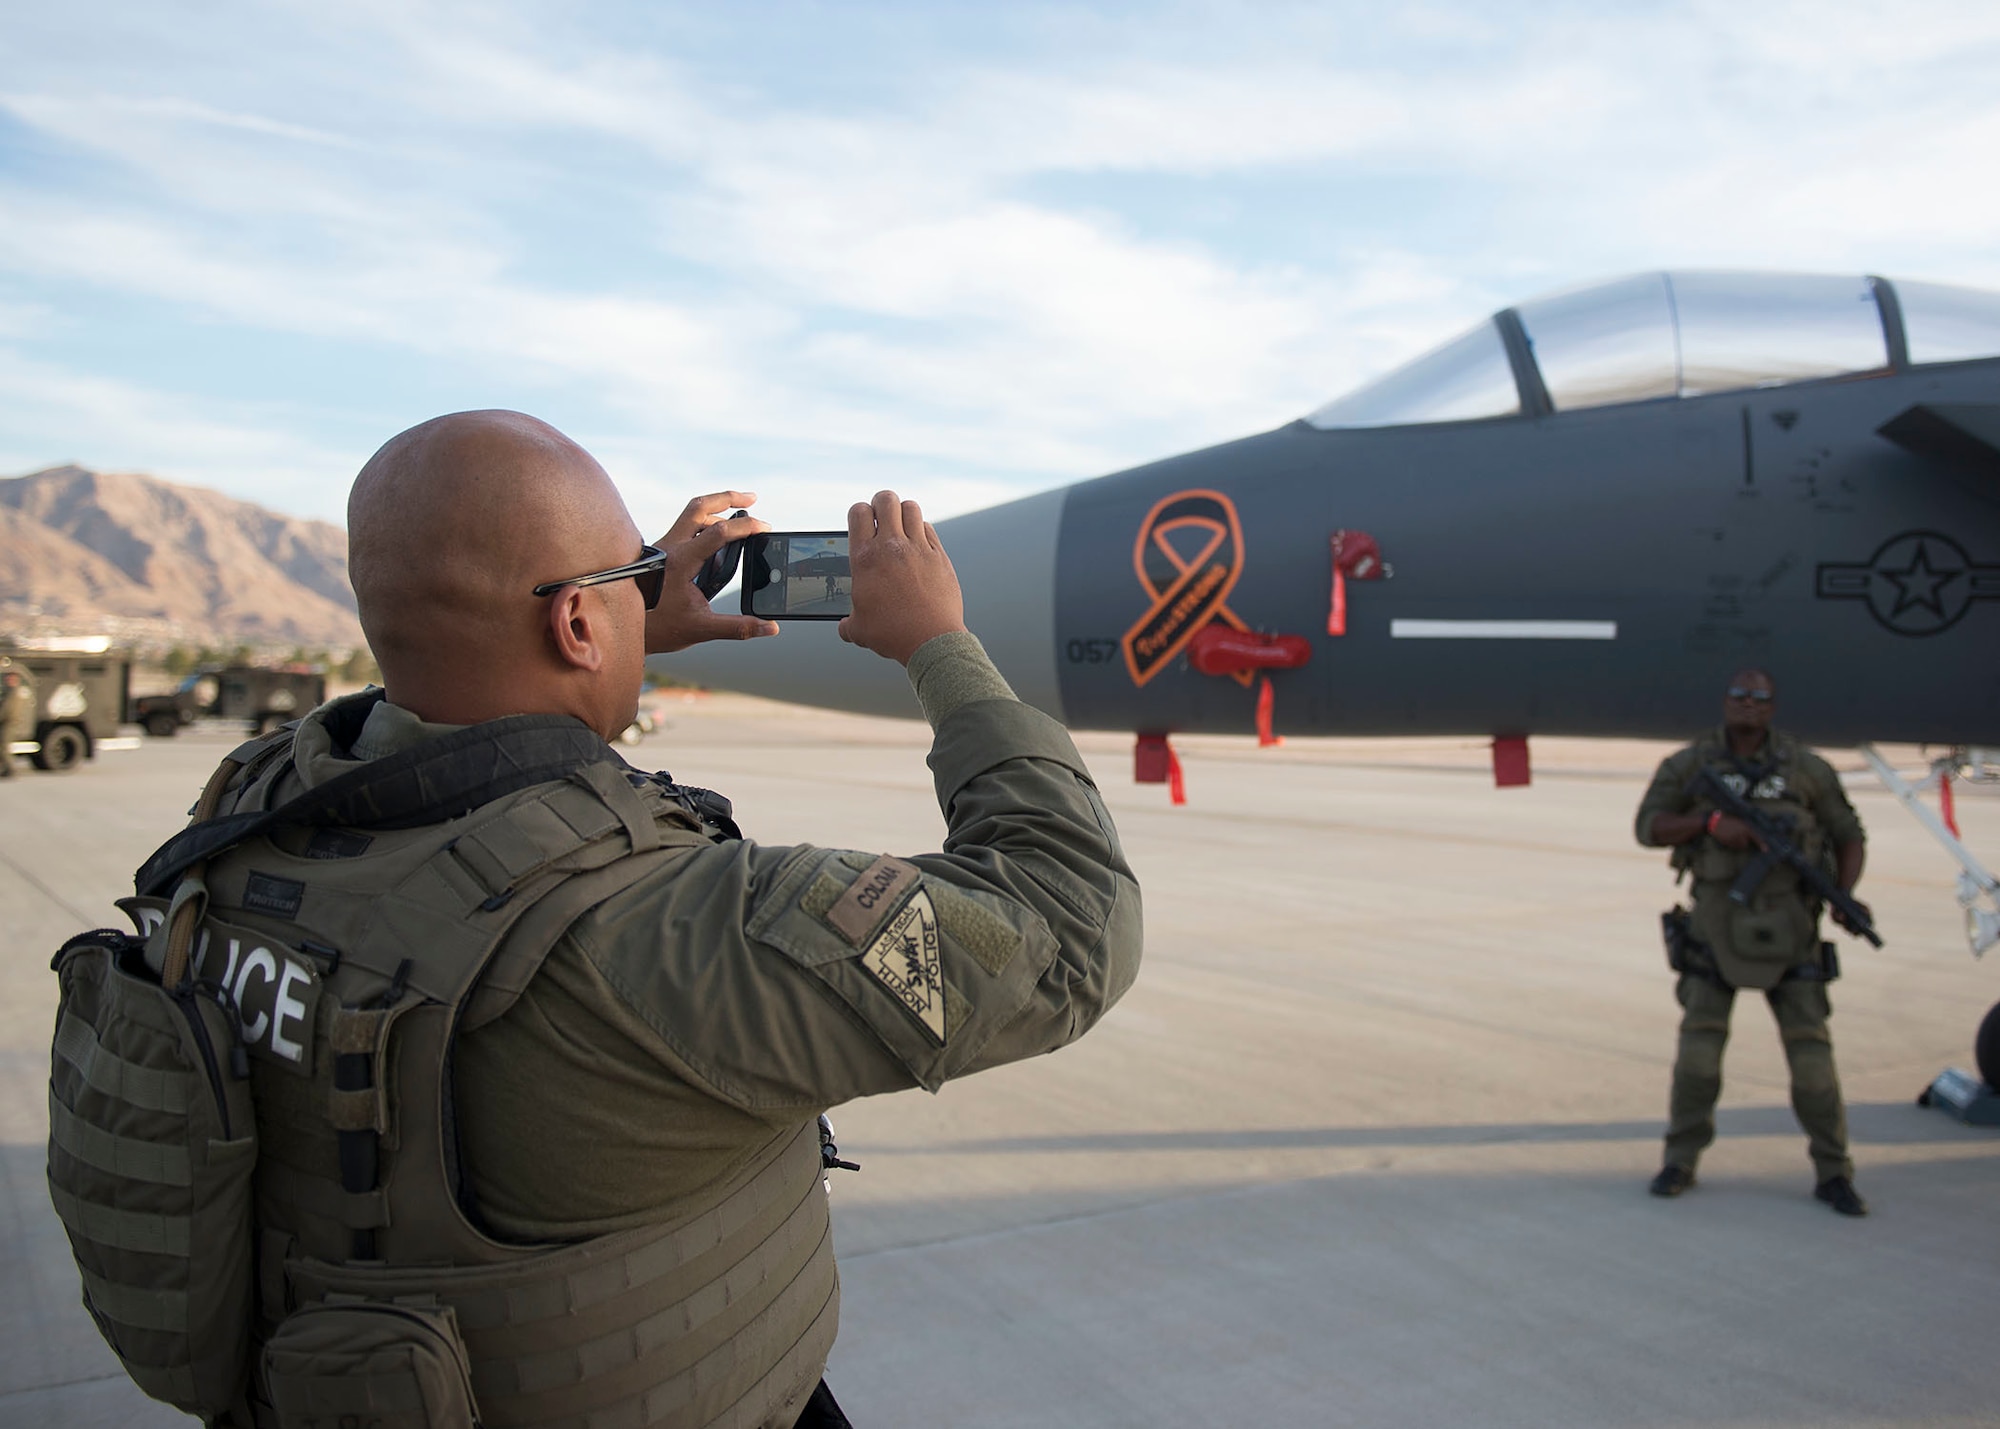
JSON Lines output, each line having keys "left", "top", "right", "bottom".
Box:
{"left": 532, "top": 544, "right": 668, "bottom": 610}
{"left": 1725, "top": 687, "right": 1774, "bottom": 703}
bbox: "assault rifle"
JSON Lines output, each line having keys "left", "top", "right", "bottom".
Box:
{"left": 1690, "top": 767, "right": 1882, "bottom": 947}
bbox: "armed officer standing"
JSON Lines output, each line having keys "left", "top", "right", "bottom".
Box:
{"left": 0, "top": 660, "right": 34, "bottom": 778}
{"left": 1635, "top": 667, "right": 1872, "bottom": 1216}
{"left": 59, "top": 410, "right": 1142, "bottom": 1428}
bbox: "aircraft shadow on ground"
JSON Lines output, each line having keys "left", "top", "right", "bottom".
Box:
{"left": 870, "top": 1101, "right": 1989, "bottom": 1157}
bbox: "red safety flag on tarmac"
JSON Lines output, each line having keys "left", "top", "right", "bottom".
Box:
{"left": 1135, "top": 733, "right": 1188, "bottom": 805}
{"left": 1256, "top": 675, "right": 1282, "bottom": 747}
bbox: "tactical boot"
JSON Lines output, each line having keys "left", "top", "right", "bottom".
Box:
{"left": 1813, "top": 1175, "right": 1868, "bottom": 1217}
{"left": 1648, "top": 1164, "right": 1695, "bottom": 1198}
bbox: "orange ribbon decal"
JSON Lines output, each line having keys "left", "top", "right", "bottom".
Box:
{"left": 1121, "top": 488, "right": 1252, "bottom": 687}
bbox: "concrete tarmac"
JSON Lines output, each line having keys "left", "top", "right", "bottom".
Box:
{"left": 2, "top": 700, "right": 1995, "bottom": 1427}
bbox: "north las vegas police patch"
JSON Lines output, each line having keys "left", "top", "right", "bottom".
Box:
{"left": 860, "top": 888, "right": 946, "bottom": 1043}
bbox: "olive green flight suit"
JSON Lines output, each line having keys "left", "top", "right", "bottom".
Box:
{"left": 1635, "top": 728, "right": 1865, "bottom": 1183}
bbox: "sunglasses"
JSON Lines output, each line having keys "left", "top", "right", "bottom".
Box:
{"left": 532, "top": 544, "right": 668, "bottom": 610}
{"left": 1725, "top": 687, "right": 1774, "bottom": 703}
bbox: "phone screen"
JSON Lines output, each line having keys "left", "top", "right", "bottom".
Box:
{"left": 739, "top": 533, "right": 852, "bottom": 619}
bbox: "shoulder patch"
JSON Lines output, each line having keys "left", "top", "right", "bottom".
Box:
{"left": 859, "top": 888, "right": 946, "bottom": 1043}
{"left": 825, "top": 855, "right": 920, "bottom": 946}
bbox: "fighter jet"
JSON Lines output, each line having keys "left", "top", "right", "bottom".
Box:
{"left": 665, "top": 270, "right": 1997, "bottom": 742}
{"left": 661, "top": 268, "right": 2000, "bottom": 978}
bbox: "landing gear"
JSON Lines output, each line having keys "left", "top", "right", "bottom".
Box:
{"left": 1860, "top": 747, "right": 2000, "bottom": 1129}
{"left": 1916, "top": 994, "right": 2000, "bottom": 1124}
{"left": 1857, "top": 745, "right": 1999, "bottom": 959}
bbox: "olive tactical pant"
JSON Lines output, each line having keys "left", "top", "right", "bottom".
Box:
{"left": 1665, "top": 974, "right": 1853, "bottom": 1183}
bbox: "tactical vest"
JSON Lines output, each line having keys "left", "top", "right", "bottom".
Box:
{"left": 62, "top": 700, "right": 838, "bottom": 1429}
{"left": 1678, "top": 731, "right": 1830, "bottom": 990}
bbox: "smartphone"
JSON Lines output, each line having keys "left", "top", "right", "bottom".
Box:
{"left": 738, "top": 532, "right": 852, "bottom": 619}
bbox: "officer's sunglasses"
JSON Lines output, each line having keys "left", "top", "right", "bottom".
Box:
{"left": 531, "top": 544, "right": 668, "bottom": 610}
{"left": 1725, "top": 686, "right": 1774, "bottom": 703}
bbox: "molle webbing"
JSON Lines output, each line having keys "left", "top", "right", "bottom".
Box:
{"left": 47, "top": 929, "right": 258, "bottom": 1419}
{"left": 48, "top": 716, "right": 266, "bottom": 1423}
{"left": 282, "top": 1121, "right": 838, "bottom": 1429}
{"left": 55, "top": 1010, "right": 191, "bottom": 1116}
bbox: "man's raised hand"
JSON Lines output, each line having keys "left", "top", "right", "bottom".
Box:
{"left": 839, "top": 490, "right": 966, "bottom": 665}
{"left": 645, "top": 492, "right": 780, "bottom": 654}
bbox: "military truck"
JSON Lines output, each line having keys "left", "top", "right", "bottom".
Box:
{"left": 133, "top": 665, "right": 327, "bottom": 738}
{"left": 0, "top": 645, "right": 134, "bottom": 772}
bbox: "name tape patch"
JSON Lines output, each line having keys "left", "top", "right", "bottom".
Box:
{"left": 242, "top": 871, "right": 306, "bottom": 919}
{"left": 860, "top": 889, "right": 946, "bottom": 1044}
{"left": 826, "top": 855, "right": 920, "bottom": 946}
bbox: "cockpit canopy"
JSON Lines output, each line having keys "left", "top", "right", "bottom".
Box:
{"left": 1305, "top": 272, "right": 2000, "bottom": 430}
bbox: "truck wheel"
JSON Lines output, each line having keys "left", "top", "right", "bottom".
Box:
{"left": 1977, "top": 1000, "right": 2000, "bottom": 1092}
{"left": 33, "top": 725, "right": 87, "bottom": 772}
{"left": 145, "top": 712, "right": 180, "bottom": 738}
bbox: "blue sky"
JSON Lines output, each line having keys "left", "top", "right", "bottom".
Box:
{"left": 2, "top": 1, "right": 1997, "bottom": 528}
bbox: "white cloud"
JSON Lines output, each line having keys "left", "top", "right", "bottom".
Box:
{"left": 0, "top": 347, "right": 356, "bottom": 519}
{"left": 1, "top": 0, "right": 1998, "bottom": 526}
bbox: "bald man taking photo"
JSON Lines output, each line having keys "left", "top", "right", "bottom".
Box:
{"left": 88, "top": 411, "right": 1141, "bottom": 1428}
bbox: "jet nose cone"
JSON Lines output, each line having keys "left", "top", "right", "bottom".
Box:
{"left": 650, "top": 486, "right": 1068, "bottom": 722}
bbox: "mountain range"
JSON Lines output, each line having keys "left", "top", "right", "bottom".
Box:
{"left": 0, "top": 465, "right": 362, "bottom": 650}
